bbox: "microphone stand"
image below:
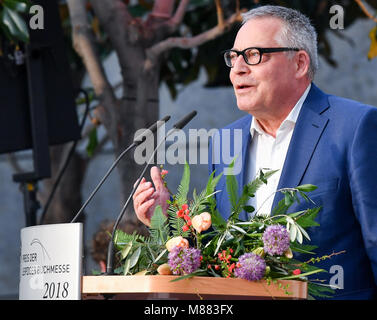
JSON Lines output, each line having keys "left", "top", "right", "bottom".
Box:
{"left": 105, "top": 111, "right": 197, "bottom": 275}
{"left": 70, "top": 115, "right": 170, "bottom": 224}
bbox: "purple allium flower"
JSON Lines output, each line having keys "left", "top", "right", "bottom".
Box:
{"left": 234, "top": 253, "right": 266, "bottom": 281}
{"left": 168, "top": 246, "right": 201, "bottom": 275}
{"left": 262, "top": 224, "right": 290, "bottom": 256}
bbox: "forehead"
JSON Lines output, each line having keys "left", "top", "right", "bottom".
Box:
{"left": 233, "top": 17, "right": 284, "bottom": 50}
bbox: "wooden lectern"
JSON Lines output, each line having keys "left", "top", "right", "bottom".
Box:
{"left": 82, "top": 275, "right": 307, "bottom": 300}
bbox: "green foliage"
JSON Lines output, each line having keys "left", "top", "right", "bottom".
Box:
{"left": 227, "top": 163, "right": 279, "bottom": 221}
{"left": 308, "top": 282, "right": 336, "bottom": 299}
{"left": 225, "top": 160, "right": 239, "bottom": 213}
{"left": 86, "top": 127, "right": 98, "bottom": 157}
{"left": 113, "top": 162, "right": 342, "bottom": 300}
{"left": 167, "top": 205, "right": 189, "bottom": 238}
{"left": 175, "top": 162, "right": 190, "bottom": 206}
{"left": 0, "top": 0, "right": 31, "bottom": 43}
{"left": 150, "top": 205, "right": 169, "bottom": 245}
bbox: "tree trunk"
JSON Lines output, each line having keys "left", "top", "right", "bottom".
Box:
{"left": 107, "top": 59, "right": 160, "bottom": 236}
{"left": 39, "top": 144, "right": 87, "bottom": 224}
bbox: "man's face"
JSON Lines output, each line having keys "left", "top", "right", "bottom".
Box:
{"left": 229, "top": 17, "right": 298, "bottom": 119}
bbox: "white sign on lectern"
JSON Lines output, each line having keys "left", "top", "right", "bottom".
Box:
{"left": 19, "top": 223, "right": 83, "bottom": 300}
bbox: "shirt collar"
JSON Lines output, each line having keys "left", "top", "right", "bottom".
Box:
{"left": 250, "top": 83, "right": 311, "bottom": 138}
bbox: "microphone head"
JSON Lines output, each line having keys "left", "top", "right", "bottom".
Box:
{"left": 133, "top": 115, "right": 171, "bottom": 145}
{"left": 173, "top": 110, "right": 197, "bottom": 130}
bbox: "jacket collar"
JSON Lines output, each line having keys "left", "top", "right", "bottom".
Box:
{"left": 271, "top": 83, "right": 330, "bottom": 209}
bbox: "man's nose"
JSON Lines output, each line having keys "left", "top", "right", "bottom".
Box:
{"left": 232, "top": 54, "right": 250, "bottom": 74}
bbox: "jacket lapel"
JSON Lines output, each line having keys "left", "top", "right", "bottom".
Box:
{"left": 272, "top": 84, "right": 330, "bottom": 208}
{"left": 238, "top": 116, "right": 252, "bottom": 191}
{"left": 238, "top": 116, "right": 252, "bottom": 220}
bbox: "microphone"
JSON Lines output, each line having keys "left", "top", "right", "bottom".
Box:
{"left": 70, "top": 115, "right": 171, "bottom": 223}
{"left": 106, "top": 110, "right": 198, "bottom": 275}
{"left": 173, "top": 110, "right": 197, "bottom": 129}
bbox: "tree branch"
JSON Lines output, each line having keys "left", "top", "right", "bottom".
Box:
{"left": 168, "top": 0, "right": 190, "bottom": 28}
{"left": 354, "top": 0, "right": 377, "bottom": 23}
{"left": 215, "top": 0, "right": 225, "bottom": 28}
{"left": 66, "top": 0, "right": 115, "bottom": 125}
{"left": 144, "top": 10, "right": 244, "bottom": 71}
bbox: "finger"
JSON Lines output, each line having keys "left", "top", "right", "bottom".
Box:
{"left": 150, "top": 166, "right": 165, "bottom": 191}
{"left": 133, "top": 187, "right": 155, "bottom": 209}
{"left": 138, "top": 199, "right": 155, "bottom": 216}
{"left": 133, "top": 181, "right": 153, "bottom": 200}
{"left": 133, "top": 177, "right": 145, "bottom": 189}
{"left": 137, "top": 199, "right": 155, "bottom": 227}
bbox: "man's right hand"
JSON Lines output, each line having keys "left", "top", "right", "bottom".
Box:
{"left": 132, "top": 166, "right": 170, "bottom": 227}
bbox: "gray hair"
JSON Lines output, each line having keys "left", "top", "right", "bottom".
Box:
{"left": 242, "top": 5, "right": 319, "bottom": 80}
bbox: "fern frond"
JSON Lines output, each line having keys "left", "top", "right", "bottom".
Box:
{"left": 176, "top": 162, "right": 190, "bottom": 206}
{"left": 167, "top": 205, "right": 189, "bottom": 237}
{"left": 149, "top": 205, "right": 169, "bottom": 245}
{"left": 114, "top": 229, "right": 147, "bottom": 249}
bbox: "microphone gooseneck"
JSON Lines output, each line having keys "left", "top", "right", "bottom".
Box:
{"left": 70, "top": 115, "right": 170, "bottom": 224}
{"left": 106, "top": 111, "right": 197, "bottom": 275}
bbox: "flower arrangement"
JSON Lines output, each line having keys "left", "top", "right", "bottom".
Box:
{"left": 113, "top": 162, "right": 339, "bottom": 299}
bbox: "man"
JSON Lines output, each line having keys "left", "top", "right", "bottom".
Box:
{"left": 133, "top": 5, "right": 377, "bottom": 299}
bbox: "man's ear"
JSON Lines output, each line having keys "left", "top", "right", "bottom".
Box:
{"left": 294, "top": 50, "right": 311, "bottom": 79}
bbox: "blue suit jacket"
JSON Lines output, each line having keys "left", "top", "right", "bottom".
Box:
{"left": 209, "top": 83, "right": 377, "bottom": 299}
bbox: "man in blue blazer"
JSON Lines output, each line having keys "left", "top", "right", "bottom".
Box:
{"left": 133, "top": 5, "right": 377, "bottom": 299}
{"left": 209, "top": 6, "right": 377, "bottom": 299}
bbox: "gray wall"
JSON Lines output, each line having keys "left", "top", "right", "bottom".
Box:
{"left": 1, "top": 18, "right": 377, "bottom": 298}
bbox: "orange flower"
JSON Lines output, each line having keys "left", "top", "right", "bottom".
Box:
{"left": 292, "top": 269, "right": 301, "bottom": 275}
{"left": 176, "top": 209, "right": 185, "bottom": 218}
{"left": 165, "top": 236, "right": 189, "bottom": 252}
{"left": 192, "top": 212, "right": 212, "bottom": 233}
{"left": 157, "top": 263, "right": 173, "bottom": 275}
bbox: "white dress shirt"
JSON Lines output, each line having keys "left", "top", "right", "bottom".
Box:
{"left": 246, "top": 84, "right": 311, "bottom": 217}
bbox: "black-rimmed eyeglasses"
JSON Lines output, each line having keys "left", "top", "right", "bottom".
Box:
{"left": 223, "top": 47, "right": 300, "bottom": 67}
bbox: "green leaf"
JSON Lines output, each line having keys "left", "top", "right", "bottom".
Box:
{"left": 295, "top": 207, "right": 321, "bottom": 228}
{"left": 296, "top": 223, "right": 311, "bottom": 241}
{"left": 86, "top": 127, "right": 98, "bottom": 157}
{"left": 129, "top": 246, "right": 141, "bottom": 269}
{"left": 290, "top": 243, "right": 318, "bottom": 255}
{"left": 150, "top": 205, "right": 167, "bottom": 230}
{"left": 284, "top": 192, "right": 294, "bottom": 206}
{"left": 4, "top": 0, "right": 29, "bottom": 13}
{"left": 206, "top": 170, "right": 223, "bottom": 195}
{"left": 153, "top": 248, "right": 167, "bottom": 264}
{"left": 114, "top": 230, "right": 146, "bottom": 250}
{"left": 176, "top": 162, "right": 190, "bottom": 206}
{"left": 1, "top": 6, "right": 29, "bottom": 42}
{"left": 150, "top": 205, "right": 169, "bottom": 244}
{"left": 296, "top": 184, "right": 318, "bottom": 192}
{"left": 121, "top": 241, "right": 133, "bottom": 260}
{"left": 243, "top": 205, "right": 255, "bottom": 213}
{"left": 169, "top": 269, "right": 208, "bottom": 282}
{"left": 230, "top": 224, "right": 247, "bottom": 234}
{"left": 246, "top": 169, "right": 279, "bottom": 198}
{"left": 210, "top": 208, "right": 227, "bottom": 230}
{"left": 167, "top": 203, "right": 189, "bottom": 237}
{"left": 296, "top": 226, "right": 303, "bottom": 244}
{"left": 308, "top": 282, "right": 335, "bottom": 299}
{"left": 289, "top": 224, "right": 297, "bottom": 242}
{"left": 277, "top": 268, "right": 326, "bottom": 280}
{"left": 271, "top": 198, "right": 291, "bottom": 216}
{"left": 225, "top": 160, "right": 239, "bottom": 212}
{"left": 214, "top": 231, "right": 227, "bottom": 256}
{"left": 123, "top": 258, "right": 131, "bottom": 275}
